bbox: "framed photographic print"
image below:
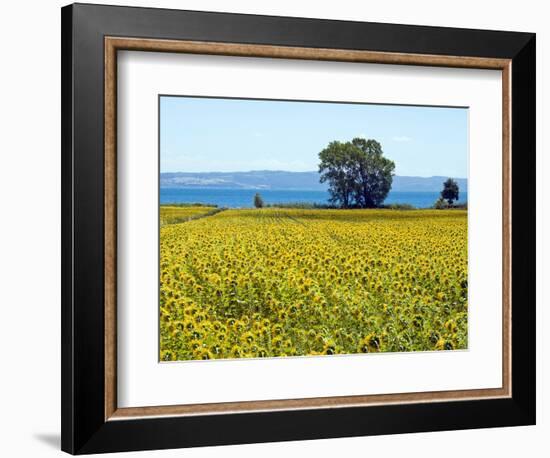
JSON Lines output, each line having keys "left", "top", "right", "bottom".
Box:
{"left": 61, "top": 3, "right": 536, "bottom": 454}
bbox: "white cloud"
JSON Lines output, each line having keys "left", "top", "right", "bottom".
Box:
{"left": 161, "top": 151, "right": 314, "bottom": 173}
{"left": 392, "top": 135, "right": 413, "bottom": 143}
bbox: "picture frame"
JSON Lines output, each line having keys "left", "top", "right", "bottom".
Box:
{"left": 61, "top": 3, "right": 536, "bottom": 454}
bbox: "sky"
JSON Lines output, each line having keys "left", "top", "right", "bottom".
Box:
{"left": 160, "top": 96, "right": 468, "bottom": 178}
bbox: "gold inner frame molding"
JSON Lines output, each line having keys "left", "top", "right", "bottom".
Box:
{"left": 104, "top": 36, "right": 512, "bottom": 421}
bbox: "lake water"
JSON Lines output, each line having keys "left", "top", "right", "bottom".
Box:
{"left": 160, "top": 188, "right": 467, "bottom": 209}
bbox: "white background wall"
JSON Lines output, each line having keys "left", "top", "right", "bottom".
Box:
{"left": 0, "top": 0, "right": 545, "bottom": 456}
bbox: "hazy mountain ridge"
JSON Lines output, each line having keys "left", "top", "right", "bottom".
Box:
{"left": 160, "top": 171, "right": 467, "bottom": 193}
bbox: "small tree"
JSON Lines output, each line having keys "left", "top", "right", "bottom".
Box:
{"left": 253, "top": 192, "right": 264, "bottom": 208}
{"left": 441, "top": 178, "right": 459, "bottom": 206}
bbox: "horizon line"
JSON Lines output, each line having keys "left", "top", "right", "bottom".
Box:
{"left": 160, "top": 170, "right": 468, "bottom": 180}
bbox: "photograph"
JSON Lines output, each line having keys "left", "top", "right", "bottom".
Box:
{"left": 159, "top": 95, "right": 469, "bottom": 361}
{"left": 52, "top": 2, "right": 538, "bottom": 454}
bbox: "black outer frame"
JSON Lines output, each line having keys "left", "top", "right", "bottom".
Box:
{"left": 61, "top": 3, "right": 536, "bottom": 454}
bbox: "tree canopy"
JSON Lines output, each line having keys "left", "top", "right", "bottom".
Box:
{"left": 318, "top": 138, "right": 395, "bottom": 208}
{"left": 441, "top": 178, "right": 459, "bottom": 205}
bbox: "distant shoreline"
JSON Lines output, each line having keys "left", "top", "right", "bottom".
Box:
{"left": 160, "top": 188, "right": 468, "bottom": 210}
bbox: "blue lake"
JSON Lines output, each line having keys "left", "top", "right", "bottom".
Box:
{"left": 160, "top": 188, "right": 467, "bottom": 209}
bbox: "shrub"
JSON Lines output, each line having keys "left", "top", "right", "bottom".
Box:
{"left": 433, "top": 197, "right": 448, "bottom": 209}
{"left": 382, "top": 203, "right": 416, "bottom": 210}
{"left": 268, "top": 202, "right": 336, "bottom": 209}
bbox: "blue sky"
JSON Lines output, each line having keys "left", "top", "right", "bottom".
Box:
{"left": 160, "top": 96, "right": 468, "bottom": 178}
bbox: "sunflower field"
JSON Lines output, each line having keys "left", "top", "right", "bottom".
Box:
{"left": 160, "top": 208, "right": 467, "bottom": 361}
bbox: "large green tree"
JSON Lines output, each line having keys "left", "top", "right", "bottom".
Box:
{"left": 350, "top": 138, "right": 395, "bottom": 208}
{"left": 318, "top": 141, "right": 357, "bottom": 208}
{"left": 318, "top": 138, "right": 395, "bottom": 208}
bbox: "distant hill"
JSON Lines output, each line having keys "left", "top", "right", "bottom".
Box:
{"left": 390, "top": 175, "right": 467, "bottom": 192}
{"left": 160, "top": 170, "right": 467, "bottom": 193}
